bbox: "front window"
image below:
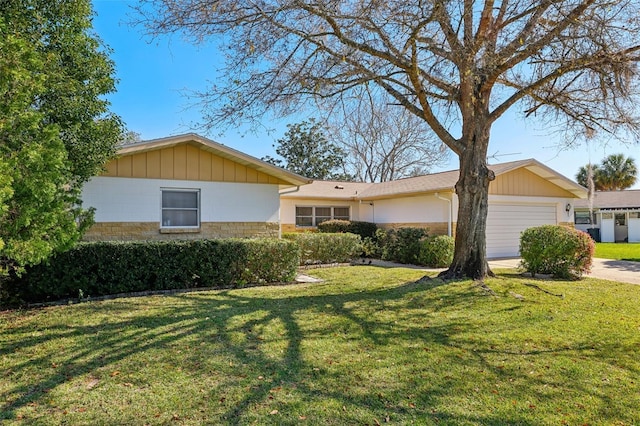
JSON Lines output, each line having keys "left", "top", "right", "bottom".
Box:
{"left": 295, "top": 206, "right": 350, "bottom": 227}
{"left": 161, "top": 189, "right": 200, "bottom": 228}
{"left": 574, "top": 211, "right": 596, "bottom": 225}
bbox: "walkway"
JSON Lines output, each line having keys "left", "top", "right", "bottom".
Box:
{"left": 489, "top": 257, "right": 640, "bottom": 285}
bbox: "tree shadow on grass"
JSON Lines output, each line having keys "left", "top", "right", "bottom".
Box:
{"left": 1, "top": 273, "right": 638, "bottom": 424}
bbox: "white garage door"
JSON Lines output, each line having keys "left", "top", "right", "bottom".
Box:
{"left": 486, "top": 203, "right": 557, "bottom": 258}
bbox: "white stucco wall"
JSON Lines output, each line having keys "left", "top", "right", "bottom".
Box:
{"left": 82, "top": 176, "right": 281, "bottom": 223}
{"left": 371, "top": 194, "right": 454, "bottom": 224}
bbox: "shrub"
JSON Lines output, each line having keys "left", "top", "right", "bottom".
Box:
{"left": 288, "top": 232, "right": 362, "bottom": 265}
{"left": 419, "top": 235, "right": 455, "bottom": 267}
{"left": 347, "top": 221, "right": 378, "bottom": 240}
{"left": 378, "top": 227, "right": 429, "bottom": 265}
{"left": 9, "top": 238, "right": 300, "bottom": 304}
{"left": 317, "top": 219, "right": 351, "bottom": 233}
{"left": 520, "top": 225, "right": 595, "bottom": 279}
{"left": 241, "top": 238, "right": 301, "bottom": 284}
{"left": 318, "top": 219, "right": 378, "bottom": 240}
{"left": 361, "top": 236, "right": 382, "bottom": 258}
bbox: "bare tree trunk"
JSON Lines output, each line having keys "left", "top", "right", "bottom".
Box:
{"left": 439, "top": 130, "right": 495, "bottom": 280}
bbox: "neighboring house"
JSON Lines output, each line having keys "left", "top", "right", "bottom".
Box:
{"left": 81, "top": 134, "right": 311, "bottom": 241}
{"left": 281, "top": 159, "right": 587, "bottom": 258}
{"left": 574, "top": 190, "right": 640, "bottom": 243}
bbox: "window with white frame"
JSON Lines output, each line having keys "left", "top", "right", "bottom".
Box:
{"left": 161, "top": 189, "right": 200, "bottom": 228}
{"left": 574, "top": 210, "right": 597, "bottom": 225}
{"left": 295, "top": 206, "right": 350, "bottom": 227}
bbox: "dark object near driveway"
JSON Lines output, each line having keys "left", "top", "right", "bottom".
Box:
{"left": 587, "top": 228, "right": 601, "bottom": 242}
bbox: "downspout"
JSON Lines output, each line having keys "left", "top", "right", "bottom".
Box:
{"left": 278, "top": 186, "right": 301, "bottom": 238}
{"left": 435, "top": 192, "right": 452, "bottom": 237}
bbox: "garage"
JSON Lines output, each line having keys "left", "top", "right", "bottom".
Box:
{"left": 486, "top": 203, "right": 557, "bottom": 258}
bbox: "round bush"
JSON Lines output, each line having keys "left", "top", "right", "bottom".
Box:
{"left": 519, "top": 225, "right": 594, "bottom": 279}
{"left": 419, "top": 235, "right": 454, "bottom": 267}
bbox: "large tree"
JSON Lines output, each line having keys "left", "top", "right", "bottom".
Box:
{"left": 138, "top": 0, "right": 640, "bottom": 279}
{"left": 577, "top": 154, "right": 638, "bottom": 190}
{"left": 263, "top": 119, "right": 351, "bottom": 180}
{"left": 0, "top": 0, "right": 122, "bottom": 274}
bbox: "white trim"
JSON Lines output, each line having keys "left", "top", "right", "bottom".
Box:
{"left": 160, "top": 188, "right": 201, "bottom": 229}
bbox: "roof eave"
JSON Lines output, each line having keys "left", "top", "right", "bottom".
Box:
{"left": 358, "top": 187, "right": 455, "bottom": 201}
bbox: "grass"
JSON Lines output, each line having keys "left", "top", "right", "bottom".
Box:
{"left": 1, "top": 267, "right": 639, "bottom": 425}
{"left": 595, "top": 242, "right": 640, "bottom": 261}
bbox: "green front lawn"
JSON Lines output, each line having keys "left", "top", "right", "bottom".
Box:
{"left": 595, "top": 242, "right": 640, "bottom": 261}
{"left": 1, "top": 267, "right": 639, "bottom": 425}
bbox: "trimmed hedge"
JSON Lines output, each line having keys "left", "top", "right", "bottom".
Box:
{"left": 520, "top": 225, "right": 595, "bottom": 279}
{"left": 10, "top": 239, "right": 300, "bottom": 303}
{"left": 286, "top": 232, "right": 363, "bottom": 265}
{"left": 419, "top": 235, "right": 455, "bottom": 267}
{"left": 378, "top": 227, "right": 429, "bottom": 265}
{"left": 317, "top": 219, "right": 378, "bottom": 239}
{"left": 316, "top": 219, "right": 351, "bottom": 233}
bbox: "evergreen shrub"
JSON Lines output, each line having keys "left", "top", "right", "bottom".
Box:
{"left": 520, "top": 225, "right": 594, "bottom": 279}
{"left": 419, "top": 235, "right": 455, "bottom": 267}
{"left": 378, "top": 227, "right": 429, "bottom": 265}
{"left": 317, "top": 219, "right": 378, "bottom": 239}
{"left": 288, "top": 232, "right": 362, "bottom": 265}
{"left": 10, "top": 238, "right": 300, "bottom": 304}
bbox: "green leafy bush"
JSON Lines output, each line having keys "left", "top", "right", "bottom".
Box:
{"left": 419, "top": 235, "right": 455, "bottom": 267}
{"left": 361, "top": 236, "right": 382, "bottom": 258}
{"left": 288, "top": 232, "right": 362, "bottom": 265}
{"left": 10, "top": 238, "right": 300, "bottom": 304}
{"left": 346, "top": 221, "right": 378, "bottom": 239}
{"left": 378, "top": 227, "right": 429, "bottom": 265}
{"left": 317, "top": 219, "right": 351, "bottom": 233}
{"left": 318, "top": 219, "right": 378, "bottom": 240}
{"left": 520, "top": 225, "right": 595, "bottom": 279}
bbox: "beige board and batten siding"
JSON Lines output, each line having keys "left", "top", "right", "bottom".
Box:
{"left": 103, "top": 144, "right": 289, "bottom": 185}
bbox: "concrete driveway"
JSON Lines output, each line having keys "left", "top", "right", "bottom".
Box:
{"left": 489, "top": 257, "right": 640, "bottom": 285}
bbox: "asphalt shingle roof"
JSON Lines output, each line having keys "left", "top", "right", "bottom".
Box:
{"left": 281, "top": 158, "right": 586, "bottom": 200}
{"left": 574, "top": 190, "right": 640, "bottom": 209}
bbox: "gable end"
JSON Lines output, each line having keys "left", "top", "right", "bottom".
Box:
{"left": 490, "top": 167, "right": 575, "bottom": 197}
{"left": 103, "top": 146, "right": 287, "bottom": 185}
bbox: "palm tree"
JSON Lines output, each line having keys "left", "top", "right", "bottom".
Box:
{"left": 599, "top": 154, "right": 637, "bottom": 190}
{"left": 576, "top": 163, "right": 602, "bottom": 189}
{"left": 576, "top": 154, "right": 637, "bottom": 191}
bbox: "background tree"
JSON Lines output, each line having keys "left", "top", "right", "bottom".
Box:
{"left": 328, "top": 92, "right": 449, "bottom": 182}
{"left": 120, "top": 130, "right": 143, "bottom": 146}
{"left": 577, "top": 154, "right": 637, "bottom": 191}
{"left": 0, "top": 1, "right": 122, "bottom": 275}
{"left": 263, "top": 119, "right": 351, "bottom": 180}
{"left": 138, "top": 0, "right": 640, "bottom": 279}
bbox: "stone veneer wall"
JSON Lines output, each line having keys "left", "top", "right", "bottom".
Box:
{"left": 281, "top": 222, "right": 456, "bottom": 236}
{"left": 375, "top": 222, "right": 455, "bottom": 236}
{"left": 83, "top": 222, "right": 279, "bottom": 241}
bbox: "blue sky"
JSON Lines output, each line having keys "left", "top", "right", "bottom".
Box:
{"left": 92, "top": 0, "right": 639, "bottom": 189}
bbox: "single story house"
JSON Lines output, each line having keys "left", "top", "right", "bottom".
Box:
{"left": 281, "top": 159, "right": 587, "bottom": 258}
{"left": 81, "top": 134, "right": 311, "bottom": 241}
{"left": 574, "top": 190, "right": 640, "bottom": 243}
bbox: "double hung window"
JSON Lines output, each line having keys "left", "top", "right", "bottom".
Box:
{"left": 161, "top": 189, "right": 200, "bottom": 228}
{"left": 295, "top": 206, "right": 350, "bottom": 227}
